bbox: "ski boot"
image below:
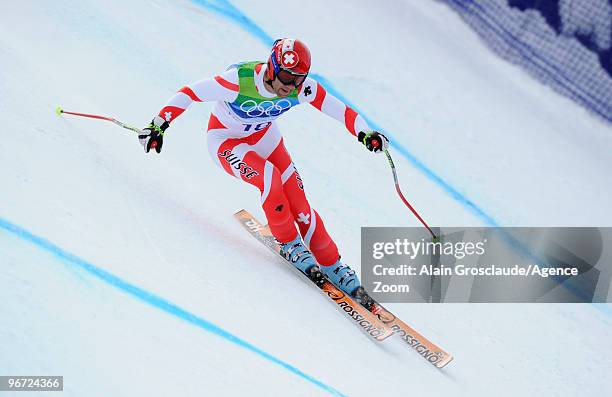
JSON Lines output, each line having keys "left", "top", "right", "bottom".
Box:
{"left": 279, "top": 235, "right": 325, "bottom": 285}
{"left": 319, "top": 259, "right": 361, "bottom": 296}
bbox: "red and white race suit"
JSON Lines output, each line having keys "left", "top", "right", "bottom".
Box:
{"left": 155, "top": 62, "right": 370, "bottom": 266}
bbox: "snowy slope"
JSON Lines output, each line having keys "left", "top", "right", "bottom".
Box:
{"left": 1, "top": 0, "right": 611, "bottom": 396}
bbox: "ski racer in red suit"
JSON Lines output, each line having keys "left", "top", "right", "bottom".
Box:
{"left": 139, "top": 38, "right": 389, "bottom": 295}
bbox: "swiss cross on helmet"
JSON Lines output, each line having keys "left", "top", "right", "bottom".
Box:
{"left": 267, "top": 38, "right": 311, "bottom": 86}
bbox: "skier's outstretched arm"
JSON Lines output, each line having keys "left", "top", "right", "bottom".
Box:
{"left": 299, "top": 78, "right": 389, "bottom": 153}
{"left": 139, "top": 69, "right": 240, "bottom": 153}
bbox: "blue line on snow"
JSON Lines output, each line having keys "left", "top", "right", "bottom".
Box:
{"left": 0, "top": 217, "right": 346, "bottom": 397}
{"left": 191, "top": 0, "right": 274, "bottom": 44}
{"left": 311, "top": 74, "right": 501, "bottom": 227}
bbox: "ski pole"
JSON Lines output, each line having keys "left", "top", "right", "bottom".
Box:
{"left": 384, "top": 149, "right": 439, "bottom": 242}
{"left": 55, "top": 106, "right": 142, "bottom": 134}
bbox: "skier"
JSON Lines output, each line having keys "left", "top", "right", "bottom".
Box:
{"left": 139, "top": 38, "right": 389, "bottom": 295}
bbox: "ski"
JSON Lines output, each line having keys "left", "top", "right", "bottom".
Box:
{"left": 234, "top": 210, "right": 393, "bottom": 343}
{"left": 354, "top": 290, "right": 454, "bottom": 368}
{"left": 234, "top": 209, "right": 453, "bottom": 367}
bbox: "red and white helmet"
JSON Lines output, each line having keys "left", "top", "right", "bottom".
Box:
{"left": 267, "top": 38, "right": 311, "bottom": 84}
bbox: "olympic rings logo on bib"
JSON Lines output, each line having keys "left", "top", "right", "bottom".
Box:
{"left": 240, "top": 99, "right": 292, "bottom": 118}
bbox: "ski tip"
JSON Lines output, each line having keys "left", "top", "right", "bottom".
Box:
{"left": 233, "top": 209, "right": 248, "bottom": 217}
{"left": 55, "top": 106, "right": 64, "bottom": 116}
{"left": 436, "top": 355, "right": 454, "bottom": 369}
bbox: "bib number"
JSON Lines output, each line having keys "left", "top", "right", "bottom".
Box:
{"left": 243, "top": 122, "right": 271, "bottom": 132}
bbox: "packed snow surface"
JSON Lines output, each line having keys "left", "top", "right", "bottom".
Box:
{"left": 1, "top": 1, "right": 611, "bottom": 396}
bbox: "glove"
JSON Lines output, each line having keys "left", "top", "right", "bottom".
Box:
{"left": 139, "top": 115, "right": 169, "bottom": 153}
{"left": 357, "top": 130, "right": 389, "bottom": 153}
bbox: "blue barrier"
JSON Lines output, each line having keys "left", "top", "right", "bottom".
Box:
{"left": 446, "top": 0, "right": 612, "bottom": 124}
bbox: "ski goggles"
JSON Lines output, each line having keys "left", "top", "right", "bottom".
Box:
{"left": 276, "top": 68, "right": 307, "bottom": 86}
